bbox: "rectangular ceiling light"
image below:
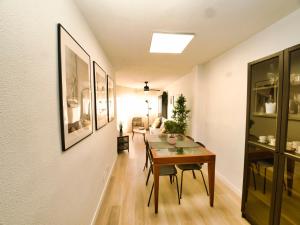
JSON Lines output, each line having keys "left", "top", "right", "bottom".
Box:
{"left": 150, "top": 32, "right": 194, "bottom": 54}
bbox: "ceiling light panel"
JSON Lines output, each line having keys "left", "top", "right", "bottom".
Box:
{"left": 150, "top": 32, "right": 194, "bottom": 54}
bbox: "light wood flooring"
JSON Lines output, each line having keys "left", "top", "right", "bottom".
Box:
{"left": 95, "top": 134, "right": 250, "bottom": 225}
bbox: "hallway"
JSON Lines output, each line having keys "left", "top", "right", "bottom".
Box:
{"left": 95, "top": 134, "right": 249, "bottom": 225}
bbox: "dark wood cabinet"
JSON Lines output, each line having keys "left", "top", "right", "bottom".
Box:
{"left": 117, "top": 134, "right": 129, "bottom": 153}
{"left": 242, "top": 44, "right": 300, "bottom": 225}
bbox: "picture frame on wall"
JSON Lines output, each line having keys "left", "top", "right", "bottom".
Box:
{"left": 107, "top": 75, "right": 115, "bottom": 122}
{"left": 93, "top": 61, "right": 108, "bottom": 130}
{"left": 57, "top": 23, "right": 93, "bottom": 151}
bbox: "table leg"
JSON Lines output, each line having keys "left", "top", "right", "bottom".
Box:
{"left": 154, "top": 164, "right": 160, "bottom": 213}
{"left": 207, "top": 159, "right": 215, "bottom": 207}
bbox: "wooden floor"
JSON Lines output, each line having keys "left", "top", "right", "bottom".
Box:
{"left": 95, "top": 134, "right": 250, "bottom": 225}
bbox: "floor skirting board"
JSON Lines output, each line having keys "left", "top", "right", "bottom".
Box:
{"left": 90, "top": 157, "right": 117, "bottom": 225}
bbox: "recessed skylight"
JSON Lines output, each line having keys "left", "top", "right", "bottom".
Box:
{"left": 150, "top": 32, "right": 194, "bottom": 54}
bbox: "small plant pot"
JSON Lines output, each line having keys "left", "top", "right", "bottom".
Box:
{"left": 176, "top": 147, "right": 184, "bottom": 154}
{"left": 167, "top": 136, "right": 177, "bottom": 145}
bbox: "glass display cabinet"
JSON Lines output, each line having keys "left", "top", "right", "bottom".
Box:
{"left": 242, "top": 44, "right": 300, "bottom": 225}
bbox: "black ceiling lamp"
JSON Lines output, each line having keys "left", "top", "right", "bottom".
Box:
{"left": 144, "top": 81, "right": 150, "bottom": 92}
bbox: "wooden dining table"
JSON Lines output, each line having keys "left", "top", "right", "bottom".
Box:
{"left": 147, "top": 134, "right": 216, "bottom": 213}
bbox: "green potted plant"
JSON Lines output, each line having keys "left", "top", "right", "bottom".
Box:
{"left": 164, "top": 120, "right": 178, "bottom": 134}
{"left": 172, "top": 94, "right": 190, "bottom": 134}
{"left": 164, "top": 120, "right": 179, "bottom": 144}
{"left": 163, "top": 94, "right": 190, "bottom": 145}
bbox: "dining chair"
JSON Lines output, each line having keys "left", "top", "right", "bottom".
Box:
{"left": 145, "top": 141, "right": 173, "bottom": 185}
{"left": 176, "top": 140, "right": 209, "bottom": 198}
{"left": 145, "top": 142, "right": 181, "bottom": 206}
{"left": 255, "top": 158, "right": 286, "bottom": 194}
{"left": 145, "top": 142, "right": 174, "bottom": 186}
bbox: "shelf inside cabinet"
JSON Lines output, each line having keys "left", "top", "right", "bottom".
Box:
{"left": 290, "top": 81, "right": 300, "bottom": 87}
{"left": 285, "top": 151, "right": 300, "bottom": 159}
{"left": 252, "top": 85, "right": 278, "bottom": 91}
{"left": 252, "top": 113, "right": 277, "bottom": 118}
{"left": 248, "top": 140, "right": 276, "bottom": 151}
{"left": 288, "top": 114, "right": 300, "bottom": 121}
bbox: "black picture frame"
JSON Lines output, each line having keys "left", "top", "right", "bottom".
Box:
{"left": 93, "top": 61, "right": 108, "bottom": 130}
{"left": 107, "top": 75, "right": 115, "bottom": 122}
{"left": 57, "top": 23, "right": 93, "bottom": 151}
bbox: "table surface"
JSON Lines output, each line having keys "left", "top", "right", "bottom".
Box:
{"left": 152, "top": 147, "right": 214, "bottom": 158}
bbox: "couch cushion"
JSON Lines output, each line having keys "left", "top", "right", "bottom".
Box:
{"left": 160, "top": 117, "right": 167, "bottom": 128}
{"left": 151, "top": 117, "right": 161, "bottom": 128}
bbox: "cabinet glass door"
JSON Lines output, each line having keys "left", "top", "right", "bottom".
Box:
{"left": 244, "top": 144, "right": 276, "bottom": 225}
{"left": 244, "top": 55, "right": 282, "bottom": 225}
{"left": 248, "top": 57, "right": 279, "bottom": 144}
{"left": 279, "top": 46, "right": 300, "bottom": 225}
{"left": 285, "top": 48, "right": 300, "bottom": 156}
{"left": 280, "top": 158, "right": 300, "bottom": 225}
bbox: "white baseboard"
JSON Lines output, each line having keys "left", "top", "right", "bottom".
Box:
{"left": 215, "top": 170, "right": 242, "bottom": 198}
{"left": 90, "top": 157, "right": 117, "bottom": 225}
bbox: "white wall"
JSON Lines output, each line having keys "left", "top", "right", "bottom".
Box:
{"left": 197, "top": 8, "right": 300, "bottom": 194}
{"left": 165, "top": 8, "right": 300, "bottom": 195}
{"left": 0, "top": 1, "right": 117, "bottom": 225}
{"left": 165, "top": 66, "right": 199, "bottom": 137}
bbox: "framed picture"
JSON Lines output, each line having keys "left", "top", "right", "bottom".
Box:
{"left": 107, "top": 75, "right": 115, "bottom": 122}
{"left": 57, "top": 24, "right": 93, "bottom": 151}
{"left": 93, "top": 61, "right": 108, "bottom": 130}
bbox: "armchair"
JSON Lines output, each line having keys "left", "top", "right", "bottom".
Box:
{"left": 132, "top": 117, "right": 145, "bottom": 140}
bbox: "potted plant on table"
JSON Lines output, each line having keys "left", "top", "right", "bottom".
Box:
{"left": 164, "top": 94, "right": 190, "bottom": 146}
{"left": 164, "top": 120, "right": 179, "bottom": 145}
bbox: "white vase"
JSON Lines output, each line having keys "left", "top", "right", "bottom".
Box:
{"left": 265, "top": 103, "right": 276, "bottom": 114}
{"left": 167, "top": 136, "right": 177, "bottom": 145}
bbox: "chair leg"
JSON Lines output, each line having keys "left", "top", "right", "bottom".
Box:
{"left": 252, "top": 168, "right": 256, "bottom": 190}
{"left": 283, "top": 180, "right": 287, "bottom": 191}
{"left": 146, "top": 165, "right": 152, "bottom": 186}
{"left": 147, "top": 182, "right": 154, "bottom": 207}
{"left": 257, "top": 164, "right": 261, "bottom": 176}
{"left": 192, "top": 170, "right": 196, "bottom": 179}
{"left": 174, "top": 175, "right": 181, "bottom": 205}
{"left": 143, "top": 150, "right": 148, "bottom": 171}
{"left": 200, "top": 170, "right": 209, "bottom": 196}
{"left": 169, "top": 175, "right": 172, "bottom": 184}
{"left": 263, "top": 168, "right": 267, "bottom": 194}
{"left": 132, "top": 132, "right": 134, "bottom": 140}
{"left": 180, "top": 170, "right": 184, "bottom": 199}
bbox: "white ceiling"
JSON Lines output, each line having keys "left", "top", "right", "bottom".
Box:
{"left": 75, "top": 0, "right": 300, "bottom": 90}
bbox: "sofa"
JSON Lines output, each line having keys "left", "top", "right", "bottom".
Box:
{"left": 149, "top": 117, "right": 167, "bottom": 135}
